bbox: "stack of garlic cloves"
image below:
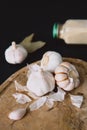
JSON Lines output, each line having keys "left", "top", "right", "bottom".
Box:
{"left": 55, "top": 62, "right": 80, "bottom": 91}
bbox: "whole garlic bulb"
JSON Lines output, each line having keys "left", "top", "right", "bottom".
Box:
{"left": 8, "top": 108, "right": 27, "bottom": 120}
{"left": 27, "top": 64, "right": 55, "bottom": 96}
{"left": 41, "top": 51, "right": 62, "bottom": 72}
{"left": 55, "top": 62, "right": 80, "bottom": 91}
{"left": 5, "top": 41, "right": 28, "bottom": 64}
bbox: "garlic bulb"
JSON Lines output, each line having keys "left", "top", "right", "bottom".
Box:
{"left": 55, "top": 62, "right": 80, "bottom": 91}
{"left": 41, "top": 51, "right": 62, "bottom": 72}
{"left": 8, "top": 108, "right": 27, "bottom": 120}
{"left": 5, "top": 41, "right": 28, "bottom": 64}
{"left": 27, "top": 64, "right": 55, "bottom": 96}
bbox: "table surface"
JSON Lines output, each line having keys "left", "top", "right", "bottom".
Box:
{"left": 0, "top": 1, "right": 87, "bottom": 84}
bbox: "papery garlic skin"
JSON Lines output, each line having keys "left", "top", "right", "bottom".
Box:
{"left": 27, "top": 64, "right": 55, "bottom": 96}
{"left": 70, "top": 94, "right": 83, "bottom": 108}
{"left": 55, "top": 62, "right": 80, "bottom": 91}
{"left": 41, "top": 51, "right": 62, "bottom": 72}
{"left": 5, "top": 41, "right": 28, "bottom": 64}
{"left": 8, "top": 108, "right": 26, "bottom": 120}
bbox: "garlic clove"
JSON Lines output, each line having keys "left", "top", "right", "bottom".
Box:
{"left": 62, "top": 78, "right": 75, "bottom": 91}
{"left": 41, "top": 51, "right": 62, "bottom": 72}
{"left": 55, "top": 65, "right": 69, "bottom": 74}
{"left": 8, "top": 108, "right": 27, "bottom": 120}
{"left": 70, "top": 94, "right": 83, "bottom": 108}
{"left": 74, "top": 78, "right": 80, "bottom": 88}
{"left": 56, "top": 79, "right": 70, "bottom": 89}
{"left": 5, "top": 41, "right": 28, "bottom": 64}
{"left": 55, "top": 73, "right": 68, "bottom": 82}
{"left": 29, "top": 96, "right": 47, "bottom": 111}
{"left": 61, "top": 62, "right": 79, "bottom": 78}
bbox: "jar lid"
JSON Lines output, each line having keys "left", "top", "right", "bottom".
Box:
{"left": 52, "top": 23, "right": 59, "bottom": 38}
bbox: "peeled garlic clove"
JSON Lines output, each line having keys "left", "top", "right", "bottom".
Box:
{"left": 5, "top": 41, "right": 28, "bottom": 64}
{"left": 27, "top": 64, "right": 55, "bottom": 96}
{"left": 70, "top": 94, "right": 83, "bottom": 108}
{"left": 8, "top": 108, "right": 27, "bottom": 120}
{"left": 41, "top": 51, "right": 62, "bottom": 72}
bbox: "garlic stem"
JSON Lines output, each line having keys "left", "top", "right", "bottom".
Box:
{"left": 12, "top": 41, "right": 17, "bottom": 50}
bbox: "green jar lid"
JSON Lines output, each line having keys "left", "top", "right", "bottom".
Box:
{"left": 52, "top": 23, "right": 59, "bottom": 38}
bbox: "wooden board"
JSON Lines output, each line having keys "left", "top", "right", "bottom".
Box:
{"left": 0, "top": 58, "right": 87, "bottom": 130}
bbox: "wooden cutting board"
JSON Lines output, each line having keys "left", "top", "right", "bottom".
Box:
{"left": 0, "top": 58, "right": 87, "bottom": 130}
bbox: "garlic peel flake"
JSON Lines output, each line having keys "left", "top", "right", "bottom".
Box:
{"left": 70, "top": 94, "right": 83, "bottom": 108}
{"left": 29, "top": 96, "right": 47, "bottom": 111}
{"left": 48, "top": 87, "right": 66, "bottom": 102}
{"left": 14, "top": 80, "right": 28, "bottom": 92}
{"left": 46, "top": 99, "right": 54, "bottom": 108}
{"left": 13, "top": 93, "right": 32, "bottom": 104}
{"left": 8, "top": 108, "right": 27, "bottom": 120}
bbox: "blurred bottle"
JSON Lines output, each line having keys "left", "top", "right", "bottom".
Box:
{"left": 53, "top": 19, "right": 87, "bottom": 44}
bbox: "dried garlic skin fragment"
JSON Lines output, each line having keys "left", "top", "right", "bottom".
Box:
{"left": 5, "top": 41, "right": 28, "bottom": 64}
{"left": 19, "top": 33, "right": 46, "bottom": 53}
{"left": 27, "top": 64, "right": 55, "bottom": 96}
{"left": 8, "top": 108, "right": 27, "bottom": 120}
{"left": 12, "top": 93, "right": 32, "bottom": 104}
{"left": 70, "top": 94, "right": 83, "bottom": 108}
{"left": 55, "top": 62, "right": 80, "bottom": 91}
{"left": 29, "top": 97, "right": 47, "bottom": 111}
{"left": 41, "top": 51, "right": 62, "bottom": 72}
{"left": 48, "top": 87, "right": 66, "bottom": 102}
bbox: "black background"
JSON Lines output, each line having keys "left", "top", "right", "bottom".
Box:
{"left": 0, "top": 1, "right": 87, "bottom": 84}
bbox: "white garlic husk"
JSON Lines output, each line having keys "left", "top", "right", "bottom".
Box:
{"left": 27, "top": 64, "right": 55, "bottom": 96}
{"left": 70, "top": 94, "right": 83, "bottom": 108}
{"left": 8, "top": 108, "right": 27, "bottom": 120}
{"left": 5, "top": 41, "right": 28, "bottom": 64}
{"left": 55, "top": 62, "right": 80, "bottom": 91}
{"left": 41, "top": 51, "right": 62, "bottom": 72}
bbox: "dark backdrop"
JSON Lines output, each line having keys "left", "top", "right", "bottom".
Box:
{"left": 0, "top": 1, "right": 87, "bottom": 84}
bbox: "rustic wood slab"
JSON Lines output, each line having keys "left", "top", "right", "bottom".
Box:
{"left": 0, "top": 58, "right": 87, "bottom": 130}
